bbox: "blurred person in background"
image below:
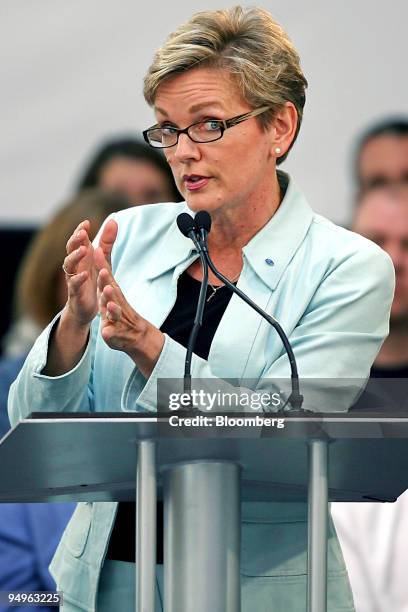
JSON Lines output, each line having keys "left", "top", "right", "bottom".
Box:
{"left": 354, "top": 117, "right": 408, "bottom": 197}
{"left": 332, "top": 118, "right": 408, "bottom": 612}
{"left": 76, "top": 136, "right": 182, "bottom": 205}
{"left": 353, "top": 187, "right": 408, "bottom": 380}
{"left": 0, "top": 189, "right": 131, "bottom": 612}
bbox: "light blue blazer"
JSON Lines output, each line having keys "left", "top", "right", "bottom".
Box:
{"left": 8, "top": 173, "right": 394, "bottom": 611}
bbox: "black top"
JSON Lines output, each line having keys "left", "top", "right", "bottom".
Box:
{"left": 159, "top": 271, "right": 235, "bottom": 360}
{"left": 106, "top": 271, "right": 235, "bottom": 563}
{"left": 370, "top": 364, "right": 408, "bottom": 379}
{"left": 351, "top": 364, "right": 408, "bottom": 412}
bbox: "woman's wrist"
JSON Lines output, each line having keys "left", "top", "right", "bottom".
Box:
{"left": 42, "top": 309, "right": 91, "bottom": 376}
{"left": 60, "top": 306, "right": 92, "bottom": 335}
{"left": 127, "top": 323, "right": 165, "bottom": 379}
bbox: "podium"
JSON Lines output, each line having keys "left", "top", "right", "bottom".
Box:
{"left": 1, "top": 411, "right": 408, "bottom": 612}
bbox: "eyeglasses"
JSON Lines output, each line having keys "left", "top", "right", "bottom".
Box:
{"left": 142, "top": 106, "right": 270, "bottom": 149}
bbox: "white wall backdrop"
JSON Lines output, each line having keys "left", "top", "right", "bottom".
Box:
{"left": 1, "top": 0, "right": 407, "bottom": 225}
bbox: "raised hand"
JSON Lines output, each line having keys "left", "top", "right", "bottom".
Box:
{"left": 62, "top": 218, "right": 118, "bottom": 327}
{"left": 94, "top": 245, "right": 165, "bottom": 378}
{"left": 43, "top": 218, "right": 119, "bottom": 375}
{"left": 62, "top": 219, "right": 99, "bottom": 327}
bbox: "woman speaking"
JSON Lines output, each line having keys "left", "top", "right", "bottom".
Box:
{"left": 9, "top": 6, "right": 394, "bottom": 611}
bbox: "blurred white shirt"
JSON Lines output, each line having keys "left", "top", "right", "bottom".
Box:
{"left": 332, "top": 492, "right": 408, "bottom": 612}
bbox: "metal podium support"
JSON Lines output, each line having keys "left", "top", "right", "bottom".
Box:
{"left": 307, "top": 439, "right": 329, "bottom": 612}
{"left": 163, "top": 461, "right": 240, "bottom": 612}
{"left": 135, "top": 440, "right": 156, "bottom": 612}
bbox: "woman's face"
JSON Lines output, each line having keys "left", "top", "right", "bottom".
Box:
{"left": 99, "top": 156, "right": 175, "bottom": 205}
{"left": 154, "top": 67, "right": 276, "bottom": 215}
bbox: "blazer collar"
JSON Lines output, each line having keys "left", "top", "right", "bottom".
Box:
{"left": 243, "top": 172, "right": 314, "bottom": 291}
{"left": 146, "top": 202, "right": 198, "bottom": 280}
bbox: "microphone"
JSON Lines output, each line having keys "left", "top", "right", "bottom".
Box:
{"left": 176, "top": 213, "right": 209, "bottom": 395}
{"left": 194, "top": 210, "right": 211, "bottom": 240}
{"left": 194, "top": 210, "right": 303, "bottom": 411}
{"left": 176, "top": 212, "right": 197, "bottom": 241}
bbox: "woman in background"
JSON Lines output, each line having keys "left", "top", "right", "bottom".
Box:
{"left": 76, "top": 136, "right": 182, "bottom": 205}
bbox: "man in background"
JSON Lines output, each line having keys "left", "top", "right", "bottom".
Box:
{"left": 332, "top": 116, "right": 408, "bottom": 612}
{"left": 354, "top": 117, "right": 408, "bottom": 196}
{"left": 353, "top": 187, "right": 408, "bottom": 379}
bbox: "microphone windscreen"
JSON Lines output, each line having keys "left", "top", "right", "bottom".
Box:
{"left": 195, "top": 210, "right": 212, "bottom": 233}
{"left": 176, "top": 212, "right": 196, "bottom": 237}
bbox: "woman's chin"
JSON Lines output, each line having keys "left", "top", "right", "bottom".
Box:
{"left": 185, "top": 194, "right": 221, "bottom": 214}
{"left": 186, "top": 198, "right": 207, "bottom": 211}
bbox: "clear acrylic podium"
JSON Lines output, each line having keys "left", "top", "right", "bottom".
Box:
{"left": 1, "top": 411, "right": 408, "bottom": 612}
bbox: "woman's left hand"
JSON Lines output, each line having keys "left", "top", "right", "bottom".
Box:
{"left": 94, "top": 246, "right": 165, "bottom": 378}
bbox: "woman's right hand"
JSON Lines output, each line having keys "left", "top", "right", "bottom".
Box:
{"left": 43, "top": 218, "right": 118, "bottom": 375}
{"left": 61, "top": 220, "right": 99, "bottom": 327}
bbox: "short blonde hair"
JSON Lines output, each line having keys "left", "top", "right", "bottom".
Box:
{"left": 143, "top": 6, "right": 307, "bottom": 163}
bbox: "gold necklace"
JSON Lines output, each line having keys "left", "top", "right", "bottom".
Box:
{"left": 206, "top": 273, "right": 241, "bottom": 303}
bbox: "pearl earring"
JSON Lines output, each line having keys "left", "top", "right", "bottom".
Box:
{"left": 275, "top": 147, "right": 281, "bottom": 155}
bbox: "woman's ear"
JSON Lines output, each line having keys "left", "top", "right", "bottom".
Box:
{"left": 269, "top": 102, "right": 298, "bottom": 160}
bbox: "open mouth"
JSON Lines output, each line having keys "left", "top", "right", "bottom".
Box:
{"left": 183, "top": 174, "right": 210, "bottom": 191}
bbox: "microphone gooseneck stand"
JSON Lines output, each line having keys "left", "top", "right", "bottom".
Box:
{"left": 176, "top": 213, "right": 209, "bottom": 396}
{"left": 194, "top": 210, "right": 303, "bottom": 412}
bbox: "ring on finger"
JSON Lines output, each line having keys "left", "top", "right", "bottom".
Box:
{"left": 62, "top": 263, "right": 77, "bottom": 277}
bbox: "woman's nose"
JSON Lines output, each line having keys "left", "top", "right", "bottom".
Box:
{"left": 173, "top": 133, "right": 201, "bottom": 162}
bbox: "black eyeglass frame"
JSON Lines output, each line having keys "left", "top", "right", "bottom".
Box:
{"left": 142, "top": 105, "right": 271, "bottom": 149}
